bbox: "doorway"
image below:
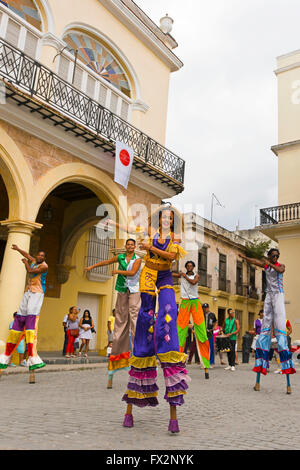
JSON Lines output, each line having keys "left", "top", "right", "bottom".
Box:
{"left": 77, "top": 293, "right": 100, "bottom": 350}
{"left": 217, "top": 308, "right": 226, "bottom": 327}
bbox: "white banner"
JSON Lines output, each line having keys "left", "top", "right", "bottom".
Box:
{"left": 114, "top": 141, "right": 134, "bottom": 190}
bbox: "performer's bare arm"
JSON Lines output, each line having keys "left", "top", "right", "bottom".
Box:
{"left": 265, "top": 260, "right": 285, "bottom": 274}
{"left": 22, "top": 259, "right": 48, "bottom": 274}
{"left": 84, "top": 255, "right": 119, "bottom": 272}
{"left": 238, "top": 253, "right": 264, "bottom": 268}
{"left": 181, "top": 273, "right": 199, "bottom": 285}
{"left": 12, "top": 244, "right": 35, "bottom": 263}
{"left": 172, "top": 272, "right": 182, "bottom": 278}
{"left": 112, "top": 258, "right": 142, "bottom": 277}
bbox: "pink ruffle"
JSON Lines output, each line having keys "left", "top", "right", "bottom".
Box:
{"left": 163, "top": 366, "right": 187, "bottom": 378}
{"left": 129, "top": 369, "right": 157, "bottom": 380}
{"left": 128, "top": 377, "right": 157, "bottom": 386}
{"left": 164, "top": 372, "right": 191, "bottom": 387}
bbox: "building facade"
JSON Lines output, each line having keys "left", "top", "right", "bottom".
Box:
{"left": 259, "top": 46, "right": 300, "bottom": 340}
{"left": 175, "top": 214, "right": 266, "bottom": 348}
{"left": 0, "top": 0, "right": 185, "bottom": 353}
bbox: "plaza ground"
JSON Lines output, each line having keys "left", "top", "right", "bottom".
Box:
{"left": 0, "top": 355, "right": 299, "bottom": 450}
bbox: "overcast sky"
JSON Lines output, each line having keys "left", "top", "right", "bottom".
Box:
{"left": 136, "top": 0, "right": 300, "bottom": 231}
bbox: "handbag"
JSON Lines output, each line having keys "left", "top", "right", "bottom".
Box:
{"left": 69, "top": 329, "right": 79, "bottom": 337}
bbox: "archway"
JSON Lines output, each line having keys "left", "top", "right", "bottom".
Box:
{"left": 0, "top": 175, "right": 9, "bottom": 272}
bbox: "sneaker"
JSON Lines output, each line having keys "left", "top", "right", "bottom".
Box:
{"left": 231, "top": 366, "right": 236, "bottom": 371}
{"left": 9, "top": 363, "right": 16, "bottom": 367}
{"left": 20, "top": 360, "right": 27, "bottom": 367}
{"left": 224, "top": 366, "right": 231, "bottom": 370}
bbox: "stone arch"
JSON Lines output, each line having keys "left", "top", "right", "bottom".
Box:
{"left": 0, "top": 126, "right": 33, "bottom": 220}
{"left": 61, "top": 22, "right": 141, "bottom": 100}
{"left": 31, "top": 162, "right": 127, "bottom": 228}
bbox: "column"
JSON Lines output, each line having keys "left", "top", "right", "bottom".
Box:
{"left": 0, "top": 220, "right": 42, "bottom": 346}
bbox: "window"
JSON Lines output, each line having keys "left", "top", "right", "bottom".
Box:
{"left": 23, "top": 30, "right": 38, "bottom": 58}
{"left": 198, "top": 247, "right": 207, "bottom": 286}
{"left": 110, "top": 91, "right": 118, "bottom": 114}
{"left": 86, "top": 227, "right": 115, "bottom": 280}
{"left": 6, "top": 18, "right": 20, "bottom": 47}
{"left": 219, "top": 253, "right": 227, "bottom": 291}
{"left": 98, "top": 83, "right": 107, "bottom": 107}
{"left": 236, "top": 260, "right": 243, "bottom": 295}
{"left": 58, "top": 55, "right": 71, "bottom": 81}
{"left": 86, "top": 74, "right": 96, "bottom": 98}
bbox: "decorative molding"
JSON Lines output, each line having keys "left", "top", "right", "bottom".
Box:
{"left": 98, "top": 0, "right": 183, "bottom": 72}
{"left": 132, "top": 99, "right": 150, "bottom": 113}
{"left": 41, "top": 32, "right": 65, "bottom": 51}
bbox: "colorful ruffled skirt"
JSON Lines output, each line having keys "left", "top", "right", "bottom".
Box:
{"left": 122, "top": 268, "right": 190, "bottom": 407}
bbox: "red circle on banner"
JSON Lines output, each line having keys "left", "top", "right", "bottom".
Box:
{"left": 119, "top": 149, "right": 130, "bottom": 166}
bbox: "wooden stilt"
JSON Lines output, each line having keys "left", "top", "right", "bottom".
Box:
{"left": 107, "top": 377, "right": 113, "bottom": 389}
{"left": 29, "top": 370, "right": 35, "bottom": 384}
{"left": 0, "top": 369, "right": 3, "bottom": 379}
{"left": 286, "top": 374, "right": 291, "bottom": 394}
{"left": 126, "top": 404, "right": 132, "bottom": 415}
{"left": 253, "top": 372, "right": 260, "bottom": 391}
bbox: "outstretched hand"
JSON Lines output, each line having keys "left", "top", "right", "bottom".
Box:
{"left": 12, "top": 244, "right": 19, "bottom": 251}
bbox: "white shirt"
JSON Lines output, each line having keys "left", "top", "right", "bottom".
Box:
{"left": 125, "top": 255, "right": 141, "bottom": 294}
{"left": 181, "top": 273, "right": 199, "bottom": 299}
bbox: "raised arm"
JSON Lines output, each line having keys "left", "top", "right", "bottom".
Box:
{"left": 85, "top": 255, "right": 119, "bottom": 272}
{"left": 238, "top": 253, "right": 265, "bottom": 268}
{"left": 22, "top": 259, "right": 48, "bottom": 274}
{"left": 181, "top": 273, "right": 199, "bottom": 285}
{"left": 112, "top": 258, "right": 142, "bottom": 277}
{"left": 12, "top": 244, "right": 35, "bottom": 263}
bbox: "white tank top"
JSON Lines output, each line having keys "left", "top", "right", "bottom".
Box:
{"left": 181, "top": 274, "right": 199, "bottom": 299}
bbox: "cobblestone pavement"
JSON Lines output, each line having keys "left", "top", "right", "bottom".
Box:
{"left": 0, "top": 357, "right": 300, "bottom": 450}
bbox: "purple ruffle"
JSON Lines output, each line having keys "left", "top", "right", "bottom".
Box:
{"left": 129, "top": 367, "right": 157, "bottom": 380}
{"left": 122, "top": 394, "right": 159, "bottom": 408}
{"left": 162, "top": 366, "right": 188, "bottom": 378}
{"left": 166, "top": 380, "right": 188, "bottom": 393}
{"left": 127, "top": 382, "right": 159, "bottom": 393}
{"left": 160, "top": 362, "right": 186, "bottom": 368}
{"left": 164, "top": 394, "right": 185, "bottom": 406}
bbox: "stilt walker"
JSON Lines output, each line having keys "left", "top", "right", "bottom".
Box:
{"left": 85, "top": 239, "right": 141, "bottom": 389}
{"left": 0, "top": 245, "right": 48, "bottom": 379}
{"left": 175, "top": 261, "right": 210, "bottom": 379}
{"left": 122, "top": 206, "right": 190, "bottom": 433}
{"left": 239, "top": 249, "right": 296, "bottom": 394}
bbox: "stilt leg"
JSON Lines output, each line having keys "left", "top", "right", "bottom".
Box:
{"left": 168, "top": 405, "right": 180, "bottom": 433}
{"left": 107, "top": 377, "right": 113, "bottom": 389}
{"left": 29, "top": 370, "right": 35, "bottom": 384}
{"left": 205, "top": 368, "right": 209, "bottom": 379}
{"left": 123, "top": 404, "right": 134, "bottom": 427}
{"left": 286, "top": 374, "right": 291, "bottom": 395}
{"left": 253, "top": 372, "right": 260, "bottom": 391}
{"left": 0, "top": 369, "right": 3, "bottom": 379}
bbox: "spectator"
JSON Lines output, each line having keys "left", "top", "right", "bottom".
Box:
{"left": 8, "top": 313, "right": 26, "bottom": 367}
{"left": 62, "top": 312, "right": 69, "bottom": 356}
{"left": 187, "top": 324, "right": 200, "bottom": 365}
{"left": 107, "top": 308, "right": 115, "bottom": 344}
{"left": 78, "top": 309, "right": 94, "bottom": 357}
{"left": 107, "top": 341, "right": 113, "bottom": 358}
{"left": 213, "top": 322, "right": 226, "bottom": 365}
{"left": 65, "top": 306, "right": 80, "bottom": 358}
{"left": 202, "top": 303, "right": 217, "bottom": 368}
{"left": 223, "top": 308, "right": 240, "bottom": 371}
{"left": 251, "top": 310, "right": 264, "bottom": 357}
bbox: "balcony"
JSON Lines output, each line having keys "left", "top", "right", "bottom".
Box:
{"left": 260, "top": 202, "right": 300, "bottom": 225}
{"left": 0, "top": 37, "right": 185, "bottom": 193}
{"left": 218, "top": 279, "right": 231, "bottom": 294}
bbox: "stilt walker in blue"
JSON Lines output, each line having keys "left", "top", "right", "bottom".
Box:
{"left": 239, "top": 248, "right": 295, "bottom": 394}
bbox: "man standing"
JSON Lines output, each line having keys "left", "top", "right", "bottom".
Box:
{"left": 85, "top": 239, "right": 141, "bottom": 388}
{"left": 0, "top": 245, "right": 48, "bottom": 371}
{"left": 239, "top": 248, "right": 296, "bottom": 393}
{"left": 202, "top": 303, "right": 217, "bottom": 368}
{"left": 176, "top": 261, "right": 210, "bottom": 379}
{"left": 223, "top": 308, "right": 239, "bottom": 371}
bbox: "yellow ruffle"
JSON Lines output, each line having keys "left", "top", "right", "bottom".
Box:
{"left": 129, "top": 355, "right": 158, "bottom": 369}
{"left": 108, "top": 357, "right": 130, "bottom": 371}
{"left": 157, "top": 351, "right": 188, "bottom": 364}
{"left": 167, "top": 390, "right": 187, "bottom": 398}
{"left": 126, "top": 390, "right": 158, "bottom": 399}
{"left": 157, "top": 285, "right": 175, "bottom": 294}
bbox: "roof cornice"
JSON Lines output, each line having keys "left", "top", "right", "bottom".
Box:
{"left": 98, "top": 0, "right": 183, "bottom": 72}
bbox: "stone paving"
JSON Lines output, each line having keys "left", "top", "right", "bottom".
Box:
{"left": 0, "top": 356, "right": 300, "bottom": 450}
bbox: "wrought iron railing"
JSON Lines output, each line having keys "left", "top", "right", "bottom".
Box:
{"left": 260, "top": 202, "right": 300, "bottom": 225}
{"left": 0, "top": 37, "right": 185, "bottom": 186}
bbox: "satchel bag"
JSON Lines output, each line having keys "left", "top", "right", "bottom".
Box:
{"left": 70, "top": 329, "right": 79, "bottom": 337}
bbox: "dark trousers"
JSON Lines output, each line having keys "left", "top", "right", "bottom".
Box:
{"left": 188, "top": 339, "right": 200, "bottom": 363}
{"left": 62, "top": 330, "right": 68, "bottom": 355}
{"left": 227, "top": 340, "right": 236, "bottom": 366}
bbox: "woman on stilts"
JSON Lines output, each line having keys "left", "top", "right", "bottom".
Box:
{"left": 239, "top": 248, "right": 296, "bottom": 394}
{"left": 122, "top": 205, "right": 190, "bottom": 433}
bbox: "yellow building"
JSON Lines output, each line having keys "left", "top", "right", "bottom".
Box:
{"left": 0, "top": 0, "right": 185, "bottom": 354}
{"left": 259, "top": 46, "right": 300, "bottom": 340}
{"left": 175, "top": 213, "right": 265, "bottom": 348}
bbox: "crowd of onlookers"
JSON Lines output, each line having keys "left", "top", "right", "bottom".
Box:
{"left": 62, "top": 306, "right": 95, "bottom": 358}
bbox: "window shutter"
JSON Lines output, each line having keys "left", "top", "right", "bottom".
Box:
{"left": 58, "top": 55, "right": 70, "bottom": 81}
{"left": 98, "top": 84, "right": 107, "bottom": 106}
{"left": 73, "top": 66, "right": 83, "bottom": 89}
{"left": 86, "top": 75, "right": 96, "bottom": 98}
{"left": 24, "top": 31, "right": 38, "bottom": 58}
{"left": 110, "top": 92, "right": 118, "bottom": 114}
{"left": 120, "top": 99, "right": 129, "bottom": 121}
{"left": 6, "top": 19, "right": 21, "bottom": 47}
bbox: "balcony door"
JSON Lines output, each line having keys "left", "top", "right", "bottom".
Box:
{"left": 219, "top": 253, "right": 227, "bottom": 291}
